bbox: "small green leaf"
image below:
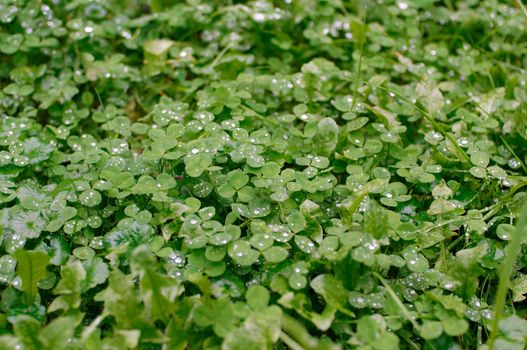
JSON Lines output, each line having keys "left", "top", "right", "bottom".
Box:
{"left": 310, "top": 274, "right": 354, "bottom": 316}
{"left": 79, "top": 190, "right": 102, "bottom": 207}
{"left": 229, "top": 172, "right": 249, "bottom": 190}
{"left": 471, "top": 151, "right": 490, "bottom": 168}
{"left": 246, "top": 285, "right": 270, "bottom": 310}
{"left": 144, "top": 39, "right": 174, "bottom": 55}
{"left": 13, "top": 250, "right": 50, "bottom": 304}
{"left": 263, "top": 246, "right": 288, "bottom": 263}
{"left": 441, "top": 317, "right": 468, "bottom": 336}
{"left": 419, "top": 321, "right": 443, "bottom": 340}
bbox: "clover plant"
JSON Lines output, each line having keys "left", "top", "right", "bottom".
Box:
{"left": 0, "top": 1, "right": 526, "bottom": 349}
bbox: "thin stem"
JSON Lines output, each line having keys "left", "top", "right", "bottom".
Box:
{"left": 373, "top": 272, "right": 419, "bottom": 329}
{"left": 95, "top": 88, "right": 115, "bottom": 154}
{"left": 516, "top": 0, "right": 527, "bottom": 18}
{"left": 351, "top": 12, "right": 366, "bottom": 112}
{"left": 279, "top": 332, "right": 305, "bottom": 350}
{"left": 208, "top": 43, "right": 233, "bottom": 69}
{"left": 488, "top": 200, "right": 527, "bottom": 350}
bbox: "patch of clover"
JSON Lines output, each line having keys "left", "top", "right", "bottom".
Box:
{"left": 0, "top": 1, "right": 525, "bottom": 349}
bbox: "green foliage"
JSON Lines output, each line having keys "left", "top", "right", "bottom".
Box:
{"left": 12, "top": 250, "right": 49, "bottom": 304}
{"left": 0, "top": 0, "right": 526, "bottom": 349}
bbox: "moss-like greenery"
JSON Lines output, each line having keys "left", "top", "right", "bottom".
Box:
{"left": 0, "top": 1, "right": 526, "bottom": 349}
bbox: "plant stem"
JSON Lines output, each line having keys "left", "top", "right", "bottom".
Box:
{"left": 351, "top": 10, "right": 366, "bottom": 112}
{"left": 488, "top": 200, "right": 527, "bottom": 350}
{"left": 373, "top": 272, "right": 419, "bottom": 329}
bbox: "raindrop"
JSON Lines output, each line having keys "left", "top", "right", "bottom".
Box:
{"left": 481, "top": 309, "right": 492, "bottom": 320}
{"left": 79, "top": 190, "right": 102, "bottom": 207}
{"left": 442, "top": 281, "right": 456, "bottom": 290}
{"left": 289, "top": 274, "right": 307, "bottom": 289}
{"left": 273, "top": 227, "right": 293, "bottom": 242}
{"left": 167, "top": 251, "right": 186, "bottom": 267}
{"left": 508, "top": 158, "right": 520, "bottom": 169}
{"left": 349, "top": 292, "right": 368, "bottom": 308}
{"left": 432, "top": 131, "right": 442, "bottom": 140}
{"left": 403, "top": 288, "right": 418, "bottom": 301}
{"left": 12, "top": 277, "right": 22, "bottom": 289}
{"left": 110, "top": 140, "right": 129, "bottom": 155}
{"left": 87, "top": 215, "right": 102, "bottom": 228}
{"left": 253, "top": 13, "right": 266, "bottom": 22}
{"left": 13, "top": 155, "right": 29, "bottom": 167}
{"left": 0, "top": 152, "right": 12, "bottom": 165}
{"left": 365, "top": 239, "right": 380, "bottom": 251}
{"left": 90, "top": 237, "right": 104, "bottom": 249}
{"left": 368, "top": 293, "right": 385, "bottom": 308}
{"left": 466, "top": 309, "right": 480, "bottom": 322}
{"left": 295, "top": 236, "right": 316, "bottom": 253}
{"left": 457, "top": 137, "right": 469, "bottom": 147}
{"left": 469, "top": 297, "right": 482, "bottom": 309}
{"left": 398, "top": 2, "right": 409, "bottom": 10}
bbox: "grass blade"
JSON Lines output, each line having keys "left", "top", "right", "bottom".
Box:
{"left": 488, "top": 200, "right": 527, "bottom": 349}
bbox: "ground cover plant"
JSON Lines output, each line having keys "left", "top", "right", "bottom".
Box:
{"left": 0, "top": 0, "right": 526, "bottom": 349}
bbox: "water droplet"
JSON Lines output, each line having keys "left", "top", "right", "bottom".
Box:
{"left": 398, "top": 1, "right": 409, "bottom": 10}
{"left": 432, "top": 131, "right": 443, "bottom": 140}
{"left": 365, "top": 239, "right": 380, "bottom": 251}
{"left": 90, "top": 237, "right": 104, "bottom": 249}
{"left": 0, "top": 152, "right": 12, "bottom": 165}
{"left": 442, "top": 281, "right": 456, "bottom": 290}
{"left": 457, "top": 137, "right": 469, "bottom": 146}
{"left": 368, "top": 293, "right": 385, "bottom": 309}
{"left": 87, "top": 215, "right": 102, "bottom": 228}
{"left": 289, "top": 274, "right": 307, "bottom": 289}
{"left": 481, "top": 309, "right": 492, "bottom": 320}
{"left": 349, "top": 291, "right": 368, "bottom": 308}
{"left": 466, "top": 308, "right": 480, "bottom": 322}
{"left": 167, "top": 251, "right": 186, "bottom": 267}
{"left": 508, "top": 158, "right": 521, "bottom": 169}
{"left": 403, "top": 288, "right": 418, "bottom": 301}
{"left": 79, "top": 190, "right": 102, "bottom": 207}
{"left": 304, "top": 166, "right": 318, "bottom": 178}
{"left": 469, "top": 297, "right": 482, "bottom": 309}
{"left": 295, "top": 236, "right": 316, "bottom": 254}
{"left": 13, "top": 155, "right": 29, "bottom": 167}
{"left": 253, "top": 13, "right": 266, "bottom": 22}
{"left": 12, "top": 276, "right": 22, "bottom": 289}
{"left": 110, "top": 140, "right": 129, "bottom": 155}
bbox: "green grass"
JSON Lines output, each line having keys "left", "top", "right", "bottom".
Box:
{"left": 0, "top": 1, "right": 526, "bottom": 349}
